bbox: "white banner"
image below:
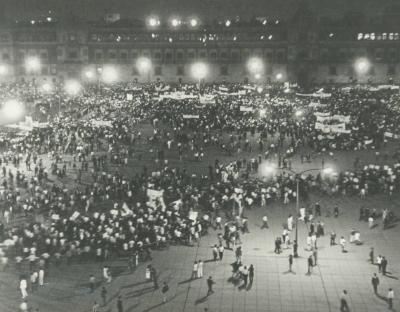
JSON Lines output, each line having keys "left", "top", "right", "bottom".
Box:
{"left": 182, "top": 114, "right": 200, "bottom": 119}
{"left": 240, "top": 106, "right": 253, "bottom": 112}
{"left": 199, "top": 94, "right": 216, "bottom": 104}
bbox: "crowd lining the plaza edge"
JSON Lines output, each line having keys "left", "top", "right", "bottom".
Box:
{"left": 0, "top": 81, "right": 399, "bottom": 305}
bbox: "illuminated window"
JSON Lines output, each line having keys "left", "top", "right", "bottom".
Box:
{"left": 389, "top": 33, "right": 394, "bottom": 40}
{"left": 370, "top": 33, "right": 375, "bottom": 40}
{"left": 357, "top": 33, "right": 363, "bottom": 40}
{"left": 395, "top": 33, "right": 399, "bottom": 40}
{"left": 382, "top": 33, "right": 387, "bottom": 40}
{"left": 364, "top": 33, "right": 370, "bottom": 40}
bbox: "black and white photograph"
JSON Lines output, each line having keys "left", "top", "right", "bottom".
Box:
{"left": 0, "top": 0, "right": 399, "bottom": 311}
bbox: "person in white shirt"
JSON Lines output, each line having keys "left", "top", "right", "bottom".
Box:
{"left": 39, "top": 268, "right": 44, "bottom": 287}
{"left": 340, "top": 236, "right": 346, "bottom": 253}
{"left": 197, "top": 260, "right": 204, "bottom": 278}
{"left": 20, "top": 278, "right": 28, "bottom": 299}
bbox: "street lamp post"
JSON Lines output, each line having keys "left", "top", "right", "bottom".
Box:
{"left": 265, "top": 166, "right": 333, "bottom": 257}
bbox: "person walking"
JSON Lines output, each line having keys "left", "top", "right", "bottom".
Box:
{"left": 340, "top": 290, "right": 350, "bottom": 312}
{"left": 235, "top": 246, "right": 242, "bottom": 263}
{"left": 289, "top": 254, "right": 293, "bottom": 272}
{"left": 197, "top": 260, "right": 204, "bottom": 278}
{"left": 117, "top": 295, "right": 123, "bottom": 312}
{"left": 307, "top": 256, "right": 313, "bottom": 274}
{"left": 388, "top": 288, "right": 394, "bottom": 309}
{"left": 249, "top": 264, "right": 254, "bottom": 284}
{"left": 161, "top": 282, "right": 169, "bottom": 303}
{"left": 371, "top": 273, "right": 379, "bottom": 294}
{"left": 207, "top": 276, "right": 215, "bottom": 296}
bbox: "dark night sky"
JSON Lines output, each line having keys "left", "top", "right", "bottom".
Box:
{"left": 0, "top": 0, "right": 398, "bottom": 22}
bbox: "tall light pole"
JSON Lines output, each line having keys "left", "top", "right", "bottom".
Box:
{"left": 263, "top": 165, "right": 333, "bottom": 257}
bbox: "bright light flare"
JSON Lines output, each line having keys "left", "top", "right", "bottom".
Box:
{"left": 25, "top": 56, "right": 41, "bottom": 72}
{"left": 354, "top": 58, "right": 371, "bottom": 75}
{"left": 322, "top": 167, "right": 334, "bottom": 175}
{"left": 136, "top": 57, "right": 152, "bottom": 73}
{"left": 101, "top": 66, "right": 119, "bottom": 84}
{"left": 261, "top": 163, "right": 276, "bottom": 176}
{"left": 84, "top": 69, "right": 95, "bottom": 80}
{"left": 259, "top": 109, "right": 267, "bottom": 117}
{"left": 190, "top": 18, "right": 198, "bottom": 27}
{"left": 0, "top": 64, "right": 8, "bottom": 76}
{"left": 171, "top": 18, "right": 181, "bottom": 27}
{"left": 148, "top": 17, "right": 160, "bottom": 27}
{"left": 247, "top": 57, "right": 264, "bottom": 74}
{"left": 256, "top": 86, "right": 263, "bottom": 93}
{"left": 276, "top": 73, "right": 283, "bottom": 80}
{"left": 191, "top": 62, "right": 208, "bottom": 80}
{"left": 64, "top": 80, "right": 82, "bottom": 96}
{"left": 295, "top": 110, "right": 303, "bottom": 117}
{"left": 1, "top": 100, "right": 25, "bottom": 123}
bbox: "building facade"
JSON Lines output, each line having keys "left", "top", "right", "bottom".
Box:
{"left": 0, "top": 7, "right": 399, "bottom": 85}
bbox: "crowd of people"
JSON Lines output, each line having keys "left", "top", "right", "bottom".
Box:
{"left": 0, "top": 80, "right": 398, "bottom": 311}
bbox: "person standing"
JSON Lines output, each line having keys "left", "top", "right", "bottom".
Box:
{"left": 387, "top": 288, "right": 394, "bottom": 309}
{"left": 38, "top": 268, "right": 44, "bottom": 287}
{"left": 340, "top": 236, "right": 346, "bottom": 252}
{"left": 330, "top": 231, "right": 336, "bottom": 246}
{"left": 162, "top": 282, "right": 169, "bottom": 303}
{"left": 89, "top": 275, "right": 96, "bottom": 293}
{"left": 242, "top": 266, "right": 249, "bottom": 287}
{"left": 191, "top": 261, "right": 198, "bottom": 279}
{"left": 313, "top": 250, "right": 318, "bottom": 266}
{"left": 101, "top": 287, "right": 107, "bottom": 306}
{"left": 369, "top": 247, "right": 374, "bottom": 264}
{"left": 248, "top": 264, "right": 254, "bottom": 284}
{"left": 197, "top": 260, "right": 204, "bottom": 278}
{"left": 381, "top": 257, "right": 388, "bottom": 275}
{"left": 92, "top": 301, "right": 99, "bottom": 312}
{"left": 288, "top": 254, "right": 293, "bottom": 272}
{"left": 235, "top": 246, "right": 242, "bottom": 263}
{"left": 261, "top": 215, "right": 269, "bottom": 229}
{"left": 117, "top": 295, "right": 123, "bottom": 312}
{"left": 307, "top": 256, "right": 313, "bottom": 274}
{"left": 218, "top": 245, "right": 224, "bottom": 260}
{"left": 340, "top": 290, "right": 350, "bottom": 312}
{"left": 20, "top": 276, "right": 28, "bottom": 299}
{"left": 371, "top": 273, "right": 379, "bottom": 294}
{"left": 212, "top": 245, "right": 219, "bottom": 261}
{"left": 377, "top": 255, "right": 383, "bottom": 272}
{"left": 207, "top": 276, "right": 215, "bottom": 296}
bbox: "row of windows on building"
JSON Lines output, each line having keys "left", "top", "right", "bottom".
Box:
{"left": 89, "top": 32, "right": 282, "bottom": 43}
{"left": 12, "top": 64, "right": 397, "bottom": 77}
{"left": 357, "top": 32, "right": 400, "bottom": 41}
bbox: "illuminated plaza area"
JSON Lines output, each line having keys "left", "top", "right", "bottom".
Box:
{"left": 0, "top": 1, "right": 399, "bottom": 312}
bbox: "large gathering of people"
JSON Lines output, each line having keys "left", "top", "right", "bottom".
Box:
{"left": 0, "top": 80, "right": 398, "bottom": 311}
